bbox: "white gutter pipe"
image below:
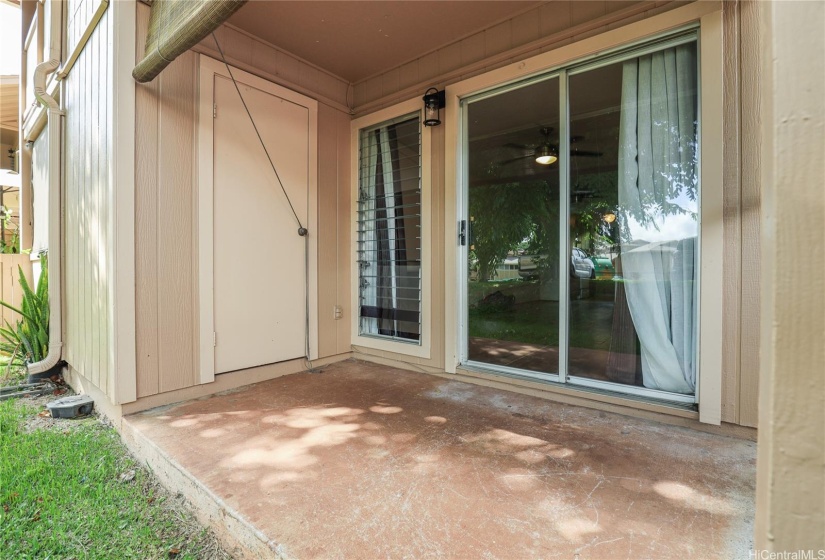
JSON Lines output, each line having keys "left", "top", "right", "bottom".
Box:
{"left": 27, "top": 3, "right": 63, "bottom": 376}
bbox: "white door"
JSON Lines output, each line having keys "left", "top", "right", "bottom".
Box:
{"left": 212, "top": 74, "right": 310, "bottom": 374}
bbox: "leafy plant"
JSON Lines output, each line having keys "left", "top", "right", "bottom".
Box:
{"left": 469, "top": 179, "right": 557, "bottom": 281}
{"left": 0, "top": 206, "right": 20, "bottom": 254}
{"left": 0, "top": 255, "right": 49, "bottom": 372}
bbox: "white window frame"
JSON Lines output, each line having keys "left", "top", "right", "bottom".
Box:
{"left": 443, "top": 2, "right": 723, "bottom": 424}
{"left": 351, "top": 98, "right": 432, "bottom": 359}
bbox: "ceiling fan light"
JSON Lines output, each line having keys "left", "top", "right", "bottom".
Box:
{"left": 535, "top": 154, "right": 557, "bottom": 165}
{"left": 535, "top": 145, "right": 557, "bottom": 165}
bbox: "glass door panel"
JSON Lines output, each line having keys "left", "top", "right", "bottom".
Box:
{"left": 465, "top": 78, "right": 561, "bottom": 376}
{"left": 566, "top": 42, "right": 699, "bottom": 396}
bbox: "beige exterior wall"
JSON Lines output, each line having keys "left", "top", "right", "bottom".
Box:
{"left": 755, "top": 0, "right": 824, "bottom": 550}
{"left": 316, "top": 102, "right": 353, "bottom": 359}
{"left": 347, "top": 0, "right": 760, "bottom": 428}
{"left": 125, "top": 0, "right": 760, "bottom": 428}
{"left": 62, "top": 4, "right": 113, "bottom": 397}
{"left": 134, "top": 4, "right": 198, "bottom": 397}
{"left": 133, "top": 2, "right": 352, "bottom": 401}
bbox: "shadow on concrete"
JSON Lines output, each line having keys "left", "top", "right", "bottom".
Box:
{"left": 127, "top": 359, "right": 756, "bottom": 559}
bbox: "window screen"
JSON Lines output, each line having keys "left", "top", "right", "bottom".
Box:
{"left": 357, "top": 114, "right": 422, "bottom": 343}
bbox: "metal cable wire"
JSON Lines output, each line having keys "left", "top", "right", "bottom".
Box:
{"left": 211, "top": 32, "right": 304, "bottom": 232}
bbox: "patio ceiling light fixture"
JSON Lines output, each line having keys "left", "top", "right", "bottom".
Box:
{"left": 534, "top": 144, "right": 558, "bottom": 165}
{"left": 423, "top": 88, "right": 445, "bottom": 127}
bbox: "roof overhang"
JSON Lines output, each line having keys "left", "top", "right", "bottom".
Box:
{"left": 227, "top": 1, "right": 544, "bottom": 83}
{"left": 0, "top": 75, "right": 20, "bottom": 134}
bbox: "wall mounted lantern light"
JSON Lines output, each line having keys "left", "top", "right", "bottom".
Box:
{"left": 602, "top": 211, "right": 617, "bottom": 224}
{"left": 423, "top": 88, "right": 445, "bottom": 127}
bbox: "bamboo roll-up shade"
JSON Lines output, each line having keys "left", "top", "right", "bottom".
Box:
{"left": 133, "top": 0, "right": 247, "bottom": 83}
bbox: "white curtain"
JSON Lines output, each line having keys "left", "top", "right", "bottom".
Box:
{"left": 359, "top": 126, "right": 400, "bottom": 336}
{"left": 617, "top": 44, "right": 698, "bottom": 394}
{"left": 379, "top": 127, "right": 400, "bottom": 336}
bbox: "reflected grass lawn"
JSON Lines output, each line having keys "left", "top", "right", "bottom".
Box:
{"left": 468, "top": 279, "right": 617, "bottom": 351}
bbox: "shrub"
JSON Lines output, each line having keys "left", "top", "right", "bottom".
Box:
{"left": 0, "top": 255, "right": 49, "bottom": 370}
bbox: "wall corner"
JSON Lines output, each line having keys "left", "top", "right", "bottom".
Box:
{"left": 109, "top": 0, "right": 137, "bottom": 404}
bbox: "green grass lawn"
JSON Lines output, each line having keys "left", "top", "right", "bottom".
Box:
{"left": 0, "top": 399, "right": 228, "bottom": 559}
{"left": 468, "top": 279, "right": 619, "bottom": 350}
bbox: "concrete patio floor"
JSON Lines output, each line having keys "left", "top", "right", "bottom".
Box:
{"left": 122, "top": 359, "right": 756, "bottom": 560}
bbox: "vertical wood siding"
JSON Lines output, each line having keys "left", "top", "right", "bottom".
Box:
{"left": 63, "top": 7, "right": 111, "bottom": 395}
{"left": 66, "top": 0, "right": 94, "bottom": 55}
{"left": 134, "top": 3, "right": 351, "bottom": 399}
{"left": 134, "top": 4, "right": 198, "bottom": 397}
{"left": 736, "top": 0, "right": 761, "bottom": 428}
{"left": 317, "top": 104, "right": 352, "bottom": 358}
{"left": 721, "top": 0, "right": 761, "bottom": 427}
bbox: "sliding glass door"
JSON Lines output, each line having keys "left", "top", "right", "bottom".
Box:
{"left": 461, "top": 33, "right": 699, "bottom": 402}
{"left": 465, "top": 77, "right": 561, "bottom": 380}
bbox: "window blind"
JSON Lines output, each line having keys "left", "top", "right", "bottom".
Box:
{"left": 357, "top": 115, "right": 422, "bottom": 343}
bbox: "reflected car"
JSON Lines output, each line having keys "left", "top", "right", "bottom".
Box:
{"left": 518, "top": 249, "right": 614, "bottom": 280}
{"left": 589, "top": 254, "right": 615, "bottom": 279}
{"left": 570, "top": 248, "right": 595, "bottom": 278}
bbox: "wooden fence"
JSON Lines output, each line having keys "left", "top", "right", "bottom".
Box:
{"left": 0, "top": 254, "right": 34, "bottom": 327}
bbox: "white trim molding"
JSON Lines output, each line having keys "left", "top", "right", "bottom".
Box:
{"left": 110, "top": 0, "right": 137, "bottom": 404}
{"left": 350, "top": 98, "right": 433, "bottom": 360}
{"left": 197, "top": 54, "right": 320, "bottom": 384}
{"left": 697, "top": 10, "right": 724, "bottom": 425}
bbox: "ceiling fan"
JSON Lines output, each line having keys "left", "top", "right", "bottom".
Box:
{"left": 498, "top": 127, "right": 603, "bottom": 166}
{"left": 571, "top": 189, "right": 603, "bottom": 203}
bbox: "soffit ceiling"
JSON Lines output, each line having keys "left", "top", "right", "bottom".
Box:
{"left": 0, "top": 76, "right": 19, "bottom": 137}
{"left": 228, "top": 1, "right": 544, "bottom": 83}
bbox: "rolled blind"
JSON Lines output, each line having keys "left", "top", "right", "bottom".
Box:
{"left": 133, "top": 0, "right": 247, "bottom": 83}
{"left": 357, "top": 115, "right": 422, "bottom": 343}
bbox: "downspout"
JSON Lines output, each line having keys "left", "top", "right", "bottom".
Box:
{"left": 27, "top": 3, "right": 63, "bottom": 376}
